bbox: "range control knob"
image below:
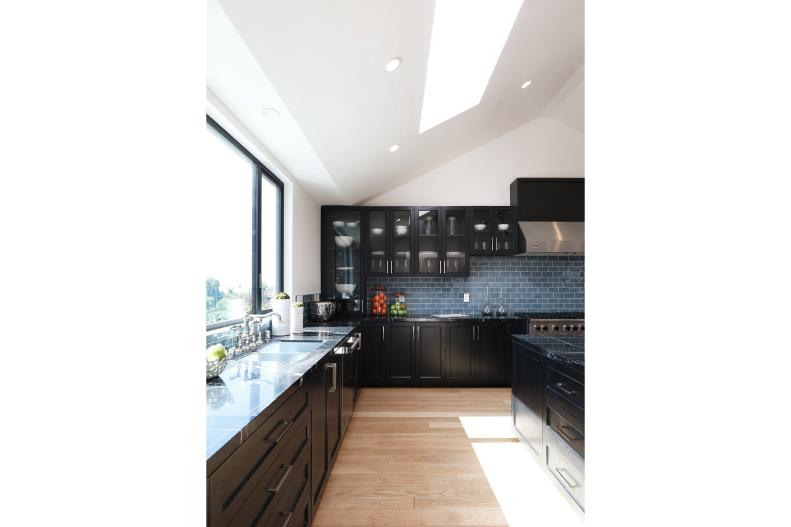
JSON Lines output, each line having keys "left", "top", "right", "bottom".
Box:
{"left": 553, "top": 325, "right": 560, "bottom": 331}
{"left": 580, "top": 325, "right": 585, "bottom": 331}
{"left": 541, "top": 325, "right": 548, "bottom": 331}
{"left": 533, "top": 324, "right": 540, "bottom": 331}
{"left": 571, "top": 325, "right": 578, "bottom": 331}
{"left": 563, "top": 325, "right": 570, "bottom": 331}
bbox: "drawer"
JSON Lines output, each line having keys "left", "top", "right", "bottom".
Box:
{"left": 546, "top": 406, "right": 584, "bottom": 458}
{"left": 546, "top": 366, "right": 584, "bottom": 408}
{"left": 545, "top": 428, "right": 585, "bottom": 510}
{"left": 209, "top": 387, "right": 309, "bottom": 527}
{"left": 265, "top": 444, "right": 311, "bottom": 527}
{"left": 544, "top": 387, "right": 584, "bottom": 434}
{"left": 228, "top": 408, "right": 310, "bottom": 527}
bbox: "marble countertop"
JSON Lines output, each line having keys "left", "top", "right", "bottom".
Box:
{"left": 512, "top": 334, "right": 585, "bottom": 372}
{"left": 206, "top": 325, "right": 357, "bottom": 467}
{"left": 310, "top": 314, "right": 527, "bottom": 324}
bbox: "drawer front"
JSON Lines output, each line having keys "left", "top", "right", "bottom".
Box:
{"left": 264, "top": 444, "right": 311, "bottom": 527}
{"left": 546, "top": 366, "right": 584, "bottom": 408}
{"left": 546, "top": 406, "right": 584, "bottom": 458}
{"left": 209, "top": 387, "right": 309, "bottom": 526}
{"left": 228, "top": 408, "right": 310, "bottom": 527}
{"left": 545, "top": 429, "right": 585, "bottom": 510}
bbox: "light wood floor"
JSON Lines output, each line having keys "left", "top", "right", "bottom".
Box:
{"left": 312, "top": 387, "right": 515, "bottom": 527}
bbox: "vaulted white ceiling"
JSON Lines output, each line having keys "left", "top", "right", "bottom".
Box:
{"left": 210, "top": 0, "right": 584, "bottom": 205}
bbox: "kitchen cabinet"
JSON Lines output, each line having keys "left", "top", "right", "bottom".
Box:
{"left": 321, "top": 207, "right": 364, "bottom": 315}
{"left": 386, "top": 323, "right": 414, "bottom": 380}
{"left": 446, "top": 322, "right": 476, "bottom": 380}
{"left": 470, "top": 206, "right": 519, "bottom": 256}
{"left": 512, "top": 341, "right": 545, "bottom": 456}
{"left": 415, "top": 207, "right": 470, "bottom": 277}
{"left": 363, "top": 207, "right": 415, "bottom": 276}
{"left": 415, "top": 323, "right": 444, "bottom": 380}
{"left": 477, "top": 322, "right": 509, "bottom": 381}
{"left": 361, "top": 323, "right": 386, "bottom": 383}
{"left": 326, "top": 354, "right": 342, "bottom": 460}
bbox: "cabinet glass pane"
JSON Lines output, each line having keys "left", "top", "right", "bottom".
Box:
{"left": 471, "top": 208, "right": 492, "bottom": 252}
{"left": 417, "top": 209, "right": 439, "bottom": 274}
{"left": 367, "top": 210, "right": 387, "bottom": 274}
{"left": 391, "top": 209, "right": 412, "bottom": 273}
{"left": 445, "top": 209, "right": 467, "bottom": 273}
{"left": 327, "top": 210, "right": 362, "bottom": 313}
{"left": 493, "top": 208, "right": 517, "bottom": 253}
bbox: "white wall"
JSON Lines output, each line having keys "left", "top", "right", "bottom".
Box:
{"left": 207, "top": 90, "right": 321, "bottom": 298}
{"left": 364, "top": 118, "right": 583, "bottom": 206}
{"left": 364, "top": 65, "right": 584, "bottom": 206}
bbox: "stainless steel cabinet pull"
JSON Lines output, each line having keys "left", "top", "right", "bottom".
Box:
{"left": 472, "top": 326, "right": 476, "bottom": 340}
{"left": 412, "top": 326, "right": 415, "bottom": 340}
{"left": 495, "top": 238, "right": 498, "bottom": 251}
{"left": 554, "top": 382, "right": 577, "bottom": 397}
{"left": 556, "top": 467, "right": 579, "bottom": 488}
{"left": 491, "top": 237, "right": 494, "bottom": 252}
{"left": 279, "top": 512, "right": 293, "bottom": 527}
{"left": 417, "top": 326, "right": 420, "bottom": 340}
{"left": 382, "top": 325, "right": 385, "bottom": 341}
{"left": 327, "top": 362, "right": 337, "bottom": 392}
{"left": 267, "top": 464, "right": 293, "bottom": 493}
{"left": 269, "top": 419, "right": 293, "bottom": 444}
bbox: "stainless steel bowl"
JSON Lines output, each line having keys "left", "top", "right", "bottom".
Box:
{"left": 308, "top": 301, "right": 336, "bottom": 322}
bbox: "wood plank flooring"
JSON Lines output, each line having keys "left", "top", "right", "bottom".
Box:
{"left": 313, "top": 387, "right": 515, "bottom": 527}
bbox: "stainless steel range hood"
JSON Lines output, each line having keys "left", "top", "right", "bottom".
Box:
{"left": 510, "top": 178, "right": 585, "bottom": 255}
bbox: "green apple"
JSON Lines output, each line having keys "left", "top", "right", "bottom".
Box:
{"left": 206, "top": 344, "right": 227, "bottom": 362}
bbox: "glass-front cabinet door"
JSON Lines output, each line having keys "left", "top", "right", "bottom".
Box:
{"left": 470, "top": 207, "right": 494, "bottom": 255}
{"left": 442, "top": 208, "right": 469, "bottom": 276}
{"left": 416, "top": 208, "right": 440, "bottom": 276}
{"left": 493, "top": 207, "right": 518, "bottom": 255}
{"left": 324, "top": 208, "right": 363, "bottom": 314}
{"left": 366, "top": 209, "right": 387, "bottom": 276}
{"left": 389, "top": 208, "right": 413, "bottom": 275}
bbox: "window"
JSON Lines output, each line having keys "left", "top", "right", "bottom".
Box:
{"left": 205, "top": 116, "right": 283, "bottom": 329}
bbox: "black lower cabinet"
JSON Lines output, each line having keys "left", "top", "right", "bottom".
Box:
{"left": 308, "top": 361, "right": 328, "bottom": 505}
{"left": 446, "top": 322, "right": 475, "bottom": 380}
{"left": 415, "top": 323, "right": 444, "bottom": 380}
{"left": 512, "top": 341, "right": 545, "bottom": 455}
{"left": 386, "top": 323, "right": 414, "bottom": 381}
{"left": 477, "top": 323, "right": 508, "bottom": 382}
{"left": 326, "top": 355, "right": 342, "bottom": 460}
{"left": 361, "top": 323, "right": 385, "bottom": 383}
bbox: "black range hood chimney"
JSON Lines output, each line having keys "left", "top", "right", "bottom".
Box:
{"left": 510, "top": 178, "right": 585, "bottom": 254}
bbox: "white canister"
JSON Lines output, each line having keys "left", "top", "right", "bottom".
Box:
{"left": 290, "top": 305, "right": 304, "bottom": 334}
{"left": 271, "top": 298, "right": 291, "bottom": 336}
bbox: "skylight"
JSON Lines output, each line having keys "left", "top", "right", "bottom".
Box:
{"left": 419, "top": 0, "right": 524, "bottom": 134}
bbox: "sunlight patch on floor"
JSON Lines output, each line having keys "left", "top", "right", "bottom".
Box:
{"left": 459, "top": 415, "right": 518, "bottom": 439}
{"left": 471, "top": 441, "right": 583, "bottom": 526}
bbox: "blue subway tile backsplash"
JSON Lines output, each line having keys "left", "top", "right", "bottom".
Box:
{"left": 366, "top": 255, "right": 584, "bottom": 315}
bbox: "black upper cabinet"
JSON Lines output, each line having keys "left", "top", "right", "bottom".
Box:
{"left": 364, "top": 208, "right": 415, "bottom": 277}
{"left": 415, "top": 208, "right": 441, "bottom": 276}
{"left": 365, "top": 209, "right": 388, "bottom": 276}
{"left": 441, "top": 208, "right": 470, "bottom": 276}
{"left": 470, "top": 207, "right": 519, "bottom": 256}
{"left": 321, "top": 207, "right": 364, "bottom": 314}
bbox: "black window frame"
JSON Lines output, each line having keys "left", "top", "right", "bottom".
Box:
{"left": 206, "top": 115, "right": 284, "bottom": 331}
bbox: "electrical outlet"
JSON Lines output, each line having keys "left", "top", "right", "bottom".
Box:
{"left": 463, "top": 293, "right": 470, "bottom": 303}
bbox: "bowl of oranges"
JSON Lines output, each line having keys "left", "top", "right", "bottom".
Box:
{"left": 371, "top": 287, "right": 388, "bottom": 317}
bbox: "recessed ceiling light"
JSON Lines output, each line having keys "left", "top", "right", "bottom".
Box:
{"left": 521, "top": 80, "right": 532, "bottom": 89}
{"left": 260, "top": 107, "right": 280, "bottom": 118}
{"left": 389, "top": 144, "right": 401, "bottom": 152}
{"left": 385, "top": 57, "right": 402, "bottom": 73}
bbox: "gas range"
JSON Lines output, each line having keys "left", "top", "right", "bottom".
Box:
{"left": 526, "top": 312, "right": 585, "bottom": 336}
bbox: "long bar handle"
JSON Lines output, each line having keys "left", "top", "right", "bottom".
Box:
{"left": 279, "top": 512, "right": 293, "bottom": 527}
{"left": 267, "top": 464, "right": 293, "bottom": 493}
{"left": 327, "top": 362, "right": 337, "bottom": 392}
{"left": 268, "top": 419, "right": 293, "bottom": 444}
{"left": 554, "top": 382, "right": 577, "bottom": 397}
{"left": 556, "top": 467, "right": 579, "bottom": 489}
{"left": 556, "top": 424, "right": 580, "bottom": 443}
